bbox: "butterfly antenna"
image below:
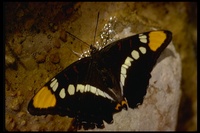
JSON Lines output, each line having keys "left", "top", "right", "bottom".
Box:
{"left": 93, "top": 12, "right": 100, "bottom": 46}
{"left": 65, "top": 46, "right": 82, "bottom": 59}
{"left": 65, "top": 31, "right": 90, "bottom": 47}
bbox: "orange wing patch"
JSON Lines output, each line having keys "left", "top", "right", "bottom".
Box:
{"left": 33, "top": 86, "right": 56, "bottom": 108}
{"left": 148, "top": 31, "right": 167, "bottom": 51}
{"left": 115, "top": 99, "right": 128, "bottom": 111}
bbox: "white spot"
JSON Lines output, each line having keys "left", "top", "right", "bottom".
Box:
{"left": 131, "top": 50, "right": 140, "bottom": 60}
{"left": 122, "top": 64, "right": 128, "bottom": 69}
{"left": 75, "top": 84, "right": 115, "bottom": 101}
{"left": 140, "top": 38, "right": 147, "bottom": 43}
{"left": 68, "top": 84, "right": 75, "bottom": 95}
{"left": 139, "top": 34, "right": 147, "bottom": 39}
{"left": 50, "top": 78, "right": 58, "bottom": 92}
{"left": 120, "top": 74, "right": 125, "bottom": 86}
{"left": 95, "top": 89, "right": 99, "bottom": 96}
{"left": 76, "top": 84, "right": 85, "bottom": 93}
{"left": 53, "top": 82, "right": 59, "bottom": 92}
{"left": 120, "top": 82, "right": 123, "bottom": 95}
{"left": 121, "top": 66, "right": 127, "bottom": 75}
{"left": 90, "top": 86, "right": 96, "bottom": 94}
{"left": 124, "top": 56, "right": 133, "bottom": 67}
{"left": 97, "top": 89, "right": 106, "bottom": 98}
{"left": 139, "top": 47, "right": 146, "bottom": 54}
{"left": 104, "top": 92, "right": 114, "bottom": 101}
{"left": 85, "top": 84, "right": 90, "bottom": 92}
{"left": 121, "top": 73, "right": 127, "bottom": 78}
{"left": 59, "top": 88, "right": 66, "bottom": 99}
{"left": 51, "top": 78, "right": 55, "bottom": 82}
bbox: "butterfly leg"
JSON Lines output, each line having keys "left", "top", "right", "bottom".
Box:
{"left": 72, "top": 115, "right": 106, "bottom": 130}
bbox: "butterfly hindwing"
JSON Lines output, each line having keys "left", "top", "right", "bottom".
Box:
{"left": 28, "top": 57, "right": 126, "bottom": 128}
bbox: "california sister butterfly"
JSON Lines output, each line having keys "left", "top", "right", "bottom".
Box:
{"left": 27, "top": 15, "right": 172, "bottom": 130}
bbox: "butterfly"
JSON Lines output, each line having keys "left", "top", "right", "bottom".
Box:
{"left": 28, "top": 30, "right": 172, "bottom": 130}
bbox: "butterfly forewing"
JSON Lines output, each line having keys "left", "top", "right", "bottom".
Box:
{"left": 28, "top": 58, "right": 89, "bottom": 116}
{"left": 97, "top": 30, "right": 172, "bottom": 108}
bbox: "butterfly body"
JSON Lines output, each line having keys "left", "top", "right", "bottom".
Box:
{"left": 28, "top": 30, "right": 172, "bottom": 129}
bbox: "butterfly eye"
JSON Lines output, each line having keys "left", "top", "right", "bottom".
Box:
{"left": 90, "top": 45, "right": 98, "bottom": 54}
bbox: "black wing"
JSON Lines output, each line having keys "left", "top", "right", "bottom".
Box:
{"left": 28, "top": 56, "right": 127, "bottom": 129}
{"left": 96, "top": 30, "right": 172, "bottom": 108}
